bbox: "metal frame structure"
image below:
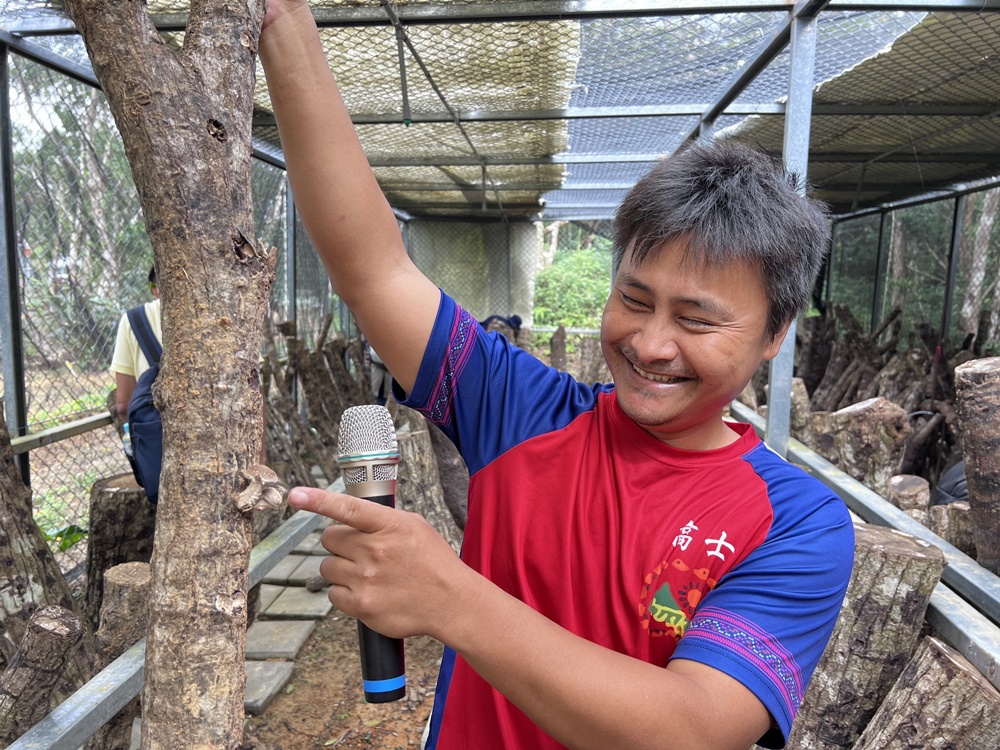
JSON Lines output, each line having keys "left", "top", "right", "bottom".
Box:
{"left": 0, "top": 0, "right": 996, "bottom": 453}
{"left": 0, "top": 4, "right": 999, "bottom": 741}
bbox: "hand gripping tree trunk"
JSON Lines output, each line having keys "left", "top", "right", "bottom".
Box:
{"left": 63, "top": 2, "right": 274, "bottom": 748}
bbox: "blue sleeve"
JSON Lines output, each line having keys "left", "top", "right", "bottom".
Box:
{"left": 397, "top": 291, "right": 609, "bottom": 474}
{"left": 672, "top": 448, "right": 855, "bottom": 748}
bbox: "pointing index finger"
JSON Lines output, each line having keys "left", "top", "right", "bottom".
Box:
{"left": 287, "top": 486, "right": 392, "bottom": 533}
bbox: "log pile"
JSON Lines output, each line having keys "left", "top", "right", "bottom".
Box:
{"left": 796, "top": 304, "right": 986, "bottom": 486}
{"left": 785, "top": 524, "right": 945, "bottom": 750}
{"left": 853, "top": 636, "right": 1000, "bottom": 750}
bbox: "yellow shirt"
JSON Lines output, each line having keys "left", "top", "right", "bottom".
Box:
{"left": 110, "top": 298, "right": 162, "bottom": 380}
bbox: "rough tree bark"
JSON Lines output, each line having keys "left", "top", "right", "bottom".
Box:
{"left": 953, "top": 357, "right": 1000, "bottom": 574}
{"left": 63, "top": 2, "right": 273, "bottom": 747}
{"left": 85, "top": 562, "right": 152, "bottom": 750}
{"left": 0, "top": 409, "right": 96, "bottom": 695}
{"left": 883, "top": 474, "right": 929, "bottom": 513}
{"left": 853, "top": 636, "right": 1000, "bottom": 750}
{"left": 809, "top": 397, "right": 911, "bottom": 496}
{"left": 785, "top": 524, "right": 945, "bottom": 750}
{"left": 0, "top": 606, "right": 85, "bottom": 746}
{"left": 84, "top": 474, "right": 156, "bottom": 631}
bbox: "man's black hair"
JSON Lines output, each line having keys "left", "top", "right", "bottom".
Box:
{"left": 148, "top": 266, "right": 156, "bottom": 286}
{"left": 613, "top": 139, "right": 831, "bottom": 341}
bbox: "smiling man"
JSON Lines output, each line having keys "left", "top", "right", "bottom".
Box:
{"left": 260, "top": 3, "right": 854, "bottom": 748}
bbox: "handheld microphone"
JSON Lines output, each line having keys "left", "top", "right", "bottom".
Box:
{"left": 336, "top": 404, "right": 406, "bottom": 703}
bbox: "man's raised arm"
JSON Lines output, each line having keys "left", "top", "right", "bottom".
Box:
{"left": 258, "top": 0, "right": 440, "bottom": 394}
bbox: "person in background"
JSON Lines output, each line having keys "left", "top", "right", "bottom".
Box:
{"left": 260, "top": 3, "right": 855, "bottom": 748}
{"left": 110, "top": 266, "right": 160, "bottom": 419}
{"left": 110, "top": 266, "right": 267, "bottom": 465}
{"left": 479, "top": 313, "right": 522, "bottom": 335}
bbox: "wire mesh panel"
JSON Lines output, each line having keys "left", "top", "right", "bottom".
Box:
{"left": 951, "top": 189, "right": 1000, "bottom": 353}
{"left": 407, "top": 221, "right": 507, "bottom": 319}
{"left": 829, "top": 213, "right": 881, "bottom": 331}
{"left": 292, "top": 214, "right": 337, "bottom": 348}
{"left": 1, "top": 54, "right": 295, "bottom": 568}
{"left": 878, "top": 201, "right": 954, "bottom": 346}
{"left": 1, "top": 54, "right": 147, "bottom": 566}
{"left": 831, "top": 191, "right": 1000, "bottom": 364}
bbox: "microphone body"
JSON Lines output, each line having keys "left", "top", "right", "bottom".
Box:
{"left": 337, "top": 405, "right": 406, "bottom": 703}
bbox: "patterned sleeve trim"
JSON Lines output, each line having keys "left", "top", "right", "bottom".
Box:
{"left": 421, "top": 303, "right": 479, "bottom": 427}
{"left": 682, "top": 606, "right": 804, "bottom": 722}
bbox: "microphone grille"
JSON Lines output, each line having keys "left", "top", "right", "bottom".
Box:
{"left": 337, "top": 405, "right": 398, "bottom": 484}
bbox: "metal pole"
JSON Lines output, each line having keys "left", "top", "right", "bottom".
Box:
{"left": 766, "top": 13, "right": 817, "bottom": 458}
{"left": 285, "top": 177, "right": 297, "bottom": 326}
{"left": 0, "top": 43, "right": 29, "bottom": 482}
{"left": 940, "top": 194, "right": 965, "bottom": 345}
{"left": 871, "top": 209, "right": 889, "bottom": 333}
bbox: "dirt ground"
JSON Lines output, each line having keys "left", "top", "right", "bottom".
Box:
{"left": 245, "top": 612, "right": 444, "bottom": 750}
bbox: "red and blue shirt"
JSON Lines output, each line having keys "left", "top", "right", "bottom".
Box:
{"left": 400, "top": 292, "right": 854, "bottom": 749}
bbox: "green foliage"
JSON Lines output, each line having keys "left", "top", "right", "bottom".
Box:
{"left": 831, "top": 190, "right": 1000, "bottom": 354}
{"left": 42, "top": 523, "right": 89, "bottom": 552}
{"left": 31, "top": 389, "right": 107, "bottom": 427}
{"left": 533, "top": 247, "right": 611, "bottom": 329}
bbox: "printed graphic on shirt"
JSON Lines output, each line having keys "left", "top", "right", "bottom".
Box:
{"left": 639, "top": 518, "right": 738, "bottom": 640}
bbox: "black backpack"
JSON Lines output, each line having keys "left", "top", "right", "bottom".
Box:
{"left": 125, "top": 305, "right": 163, "bottom": 504}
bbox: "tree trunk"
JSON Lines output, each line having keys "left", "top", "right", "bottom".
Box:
{"left": 0, "top": 606, "right": 85, "bottom": 746}
{"left": 809, "top": 397, "right": 911, "bottom": 496}
{"left": 883, "top": 474, "right": 929, "bottom": 512}
{"left": 63, "top": 2, "right": 272, "bottom": 747}
{"left": 0, "top": 409, "right": 96, "bottom": 691}
{"left": 853, "top": 636, "right": 1000, "bottom": 750}
{"left": 550, "top": 325, "right": 567, "bottom": 372}
{"left": 85, "top": 562, "right": 152, "bottom": 750}
{"left": 423, "top": 418, "right": 469, "bottom": 531}
{"left": 960, "top": 189, "right": 1000, "bottom": 334}
{"left": 953, "top": 357, "right": 1000, "bottom": 574}
{"left": 784, "top": 524, "right": 945, "bottom": 750}
{"left": 84, "top": 474, "right": 156, "bottom": 631}
{"left": 929, "top": 501, "right": 977, "bottom": 558}
{"left": 396, "top": 423, "right": 464, "bottom": 556}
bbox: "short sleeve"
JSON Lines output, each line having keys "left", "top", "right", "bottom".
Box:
{"left": 671, "top": 453, "right": 854, "bottom": 748}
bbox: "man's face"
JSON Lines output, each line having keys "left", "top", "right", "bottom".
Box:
{"left": 600, "top": 238, "right": 787, "bottom": 450}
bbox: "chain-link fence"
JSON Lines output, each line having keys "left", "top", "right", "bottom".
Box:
{"left": 830, "top": 191, "right": 1000, "bottom": 355}
{"left": 0, "top": 53, "right": 330, "bottom": 571}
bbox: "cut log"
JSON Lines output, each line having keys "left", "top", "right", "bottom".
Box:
{"left": 423, "top": 418, "right": 469, "bottom": 531}
{"left": 789, "top": 377, "right": 811, "bottom": 441}
{"left": 0, "top": 408, "right": 96, "bottom": 690}
{"left": 884, "top": 474, "right": 930, "bottom": 512}
{"left": 0, "top": 606, "right": 85, "bottom": 746}
{"left": 953, "top": 357, "right": 1000, "bottom": 574}
{"left": 395, "top": 422, "right": 463, "bottom": 555}
{"left": 550, "top": 325, "right": 567, "bottom": 372}
{"left": 808, "top": 397, "right": 911, "bottom": 496}
{"left": 902, "top": 508, "right": 929, "bottom": 526}
{"left": 85, "top": 562, "right": 152, "bottom": 750}
{"left": 929, "top": 501, "right": 976, "bottom": 558}
{"left": 853, "top": 636, "right": 1000, "bottom": 750}
{"left": 84, "top": 474, "right": 156, "bottom": 631}
{"left": 784, "top": 524, "right": 945, "bottom": 750}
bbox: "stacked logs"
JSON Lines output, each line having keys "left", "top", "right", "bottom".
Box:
{"left": 799, "top": 304, "right": 988, "bottom": 484}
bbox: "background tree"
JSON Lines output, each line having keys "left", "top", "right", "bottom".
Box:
{"left": 62, "top": 1, "right": 274, "bottom": 748}
{"left": 533, "top": 223, "right": 611, "bottom": 330}
{"left": 11, "top": 56, "right": 149, "bottom": 371}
